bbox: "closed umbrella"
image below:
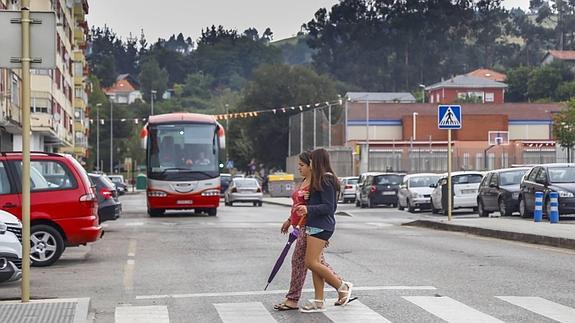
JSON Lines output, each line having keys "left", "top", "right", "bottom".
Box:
{"left": 264, "top": 221, "right": 303, "bottom": 291}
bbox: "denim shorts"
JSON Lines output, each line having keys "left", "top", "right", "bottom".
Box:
{"left": 306, "top": 226, "right": 334, "bottom": 241}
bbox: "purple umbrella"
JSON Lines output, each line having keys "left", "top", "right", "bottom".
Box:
{"left": 264, "top": 226, "right": 302, "bottom": 290}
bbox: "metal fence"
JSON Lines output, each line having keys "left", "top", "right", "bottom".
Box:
{"left": 288, "top": 104, "right": 345, "bottom": 156}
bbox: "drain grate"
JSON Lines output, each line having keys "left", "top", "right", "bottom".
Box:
{"left": 0, "top": 302, "right": 76, "bottom": 323}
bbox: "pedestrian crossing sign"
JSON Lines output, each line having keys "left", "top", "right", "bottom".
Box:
{"left": 438, "top": 105, "right": 462, "bottom": 129}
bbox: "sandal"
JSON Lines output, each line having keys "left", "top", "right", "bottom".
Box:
{"left": 335, "top": 296, "right": 358, "bottom": 306}
{"left": 299, "top": 299, "right": 326, "bottom": 313}
{"left": 273, "top": 302, "right": 298, "bottom": 311}
{"left": 336, "top": 281, "right": 354, "bottom": 306}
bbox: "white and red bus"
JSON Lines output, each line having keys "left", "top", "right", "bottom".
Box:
{"left": 141, "top": 113, "right": 225, "bottom": 216}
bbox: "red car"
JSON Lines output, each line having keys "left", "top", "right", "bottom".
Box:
{"left": 0, "top": 152, "right": 102, "bottom": 266}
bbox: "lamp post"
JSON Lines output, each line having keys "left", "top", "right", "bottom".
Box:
{"left": 110, "top": 99, "right": 113, "bottom": 174}
{"left": 366, "top": 98, "right": 370, "bottom": 171}
{"left": 224, "top": 103, "right": 229, "bottom": 162}
{"left": 150, "top": 90, "right": 157, "bottom": 116}
{"left": 96, "top": 103, "right": 102, "bottom": 171}
{"left": 412, "top": 112, "right": 418, "bottom": 141}
{"left": 418, "top": 84, "right": 426, "bottom": 103}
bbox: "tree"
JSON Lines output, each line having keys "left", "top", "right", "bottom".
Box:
{"left": 527, "top": 62, "right": 573, "bottom": 101}
{"left": 506, "top": 66, "right": 533, "bottom": 102}
{"left": 138, "top": 57, "right": 169, "bottom": 101}
{"left": 553, "top": 100, "right": 575, "bottom": 162}
{"left": 231, "top": 64, "right": 338, "bottom": 169}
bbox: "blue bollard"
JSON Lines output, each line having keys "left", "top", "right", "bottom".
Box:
{"left": 534, "top": 192, "right": 543, "bottom": 222}
{"left": 549, "top": 192, "right": 559, "bottom": 223}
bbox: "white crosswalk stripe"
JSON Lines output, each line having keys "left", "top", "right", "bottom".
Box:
{"left": 497, "top": 296, "right": 575, "bottom": 323}
{"left": 115, "top": 305, "right": 170, "bottom": 323}
{"left": 323, "top": 298, "right": 392, "bottom": 322}
{"left": 214, "top": 302, "right": 277, "bottom": 323}
{"left": 403, "top": 296, "right": 504, "bottom": 323}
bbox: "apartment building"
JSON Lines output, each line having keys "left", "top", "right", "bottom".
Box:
{"left": 0, "top": 0, "right": 90, "bottom": 163}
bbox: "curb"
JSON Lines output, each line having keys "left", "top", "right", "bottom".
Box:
{"left": 404, "top": 220, "right": 575, "bottom": 250}
{"left": 74, "top": 298, "right": 91, "bottom": 323}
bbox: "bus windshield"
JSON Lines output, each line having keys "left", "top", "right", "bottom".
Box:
{"left": 148, "top": 123, "right": 219, "bottom": 181}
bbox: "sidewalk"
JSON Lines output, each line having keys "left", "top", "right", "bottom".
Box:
{"left": 0, "top": 298, "right": 91, "bottom": 323}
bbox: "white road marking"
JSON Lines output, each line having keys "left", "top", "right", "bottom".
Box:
{"left": 124, "top": 222, "right": 145, "bottom": 226}
{"left": 324, "top": 298, "right": 392, "bottom": 322}
{"left": 214, "top": 302, "right": 276, "bottom": 323}
{"left": 497, "top": 296, "right": 575, "bottom": 323}
{"left": 115, "top": 305, "right": 169, "bottom": 323}
{"left": 123, "top": 240, "right": 137, "bottom": 291}
{"left": 136, "top": 285, "right": 436, "bottom": 300}
{"left": 403, "top": 296, "right": 504, "bottom": 323}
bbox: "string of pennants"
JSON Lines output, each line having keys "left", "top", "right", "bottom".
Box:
{"left": 87, "top": 98, "right": 343, "bottom": 124}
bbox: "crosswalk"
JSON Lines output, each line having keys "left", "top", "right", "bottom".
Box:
{"left": 114, "top": 295, "right": 575, "bottom": 323}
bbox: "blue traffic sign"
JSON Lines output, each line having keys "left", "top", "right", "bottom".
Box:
{"left": 438, "top": 105, "right": 462, "bottom": 129}
{"left": 225, "top": 160, "right": 234, "bottom": 169}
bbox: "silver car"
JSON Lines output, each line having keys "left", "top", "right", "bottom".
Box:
{"left": 0, "top": 210, "right": 22, "bottom": 283}
{"left": 339, "top": 177, "right": 359, "bottom": 203}
{"left": 397, "top": 173, "right": 441, "bottom": 212}
{"left": 224, "top": 178, "right": 263, "bottom": 207}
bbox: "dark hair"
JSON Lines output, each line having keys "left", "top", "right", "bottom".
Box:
{"left": 299, "top": 150, "right": 311, "bottom": 166}
{"left": 310, "top": 148, "right": 340, "bottom": 192}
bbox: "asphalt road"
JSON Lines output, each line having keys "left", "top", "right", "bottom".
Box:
{"left": 2, "top": 193, "right": 575, "bottom": 323}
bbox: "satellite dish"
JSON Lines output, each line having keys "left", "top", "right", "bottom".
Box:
{"left": 53, "top": 113, "right": 61, "bottom": 122}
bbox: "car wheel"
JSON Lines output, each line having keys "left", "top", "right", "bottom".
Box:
{"left": 355, "top": 198, "right": 360, "bottom": 207}
{"left": 431, "top": 198, "right": 439, "bottom": 214}
{"left": 499, "top": 198, "right": 512, "bottom": 217}
{"left": 30, "top": 224, "right": 65, "bottom": 267}
{"left": 207, "top": 208, "right": 217, "bottom": 216}
{"left": 258, "top": 202, "right": 263, "bottom": 207}
{"left": 407, "top": 199, "right": 415, "bottom": 213}
{"left": 253, "top": 202, "right": 258, "bottom": 207}
{"left": 545, "top": 198, "right": 552, "bottom": 218}
{"left": 148, "top": 208, "right": 165, "bottom": 217}
{"left": 368, "top": 198, "right": 374, "bottom": 208}
{"left": 478, "top": 200, "right": 489, "bottom": 217}
{"left": 519, "top": 198, "right": 531, "bottom": 218}
{"left": 398, "top": 200, "right": 404, "bottom": 211}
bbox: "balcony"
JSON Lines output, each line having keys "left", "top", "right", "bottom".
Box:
{"left": 74, "top": 27, "right": 86, "bottom": 47}
{"left": 30, "top": 113, "right": 56, "bottom": 135}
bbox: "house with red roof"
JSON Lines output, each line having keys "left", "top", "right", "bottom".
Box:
{"left": 104, "top": 74, "right": 143, "bottom": 104}
{"left": 425, "top": 75, "right": 508, "bottom": 104}
{"left": 466, "top": 68, "right": 506, "bottom": 82}
{"left": 542, "top": 50, "right": 575, "bottom": 65}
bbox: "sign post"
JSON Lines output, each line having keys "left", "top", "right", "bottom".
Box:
{"left": 438, "top": 105, "right": 462, "bottom": 221}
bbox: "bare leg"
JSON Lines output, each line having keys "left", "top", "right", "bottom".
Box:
{"left": 305, "top": 236, "right": 343, "bottom": 297}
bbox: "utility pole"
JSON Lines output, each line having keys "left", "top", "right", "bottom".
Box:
{"left": 150, "top": 89, "right": 156, "bottom": 115}
{"left": 96, "top": 103, "right": 102, "bottom": 171}
{"left": 110, "top": 99, "right": 113, "bottom": 173}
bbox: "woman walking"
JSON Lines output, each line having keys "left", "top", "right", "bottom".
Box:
{"left": 296, "top": 148, "right": 353, "bottom": 313}
{"left": 273, "top": 151, "right": 342, "bottom": 311}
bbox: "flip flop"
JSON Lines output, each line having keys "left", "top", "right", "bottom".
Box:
{"left": 334, "top": 296, "right": 358, "bottom": 306}
{"left": 273, "top": 303, "right": 298, "bottom": 311}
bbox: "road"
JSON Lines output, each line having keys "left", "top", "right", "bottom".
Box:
{"left": 2, "top": 193, "right": 575, "bottom": 323}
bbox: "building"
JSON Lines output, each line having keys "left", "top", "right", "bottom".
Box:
{"left": 425, "top": 75, "right": 508, "bottom": 104}
{"left": 104, "top": 74, "right": 143, "bottom": 104}
{"left": 466, "top": 68, "right": 506, "bottom": 82}
{"left": 541, "top": 50, "right": 575, "bottom": 65}
{"left": 347, "top": 92, "right": 417, "bottom": 104}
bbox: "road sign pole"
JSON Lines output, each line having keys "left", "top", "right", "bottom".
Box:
{"left": 447, "top": 129, "right": 452, "bottom": 221}
{"left": 21, "top": 0, "right": 32, "bottom": 303}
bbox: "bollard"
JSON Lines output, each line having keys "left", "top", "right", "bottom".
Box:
{"left": 534, "top": 192, "right": 543, "bottom": 222}
{"left": 549, "top": 192, "right": 559, "bottom": 223}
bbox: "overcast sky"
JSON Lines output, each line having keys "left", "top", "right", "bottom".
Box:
{"left": 87, "top": 0, "right": 530, "bottom": 44}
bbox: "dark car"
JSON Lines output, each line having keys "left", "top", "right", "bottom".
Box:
{"left": 89, "top": 174, "right": 122, "bottom": 223}
{"left": 220, "top": 173, "right": 232, "bottom": 197}
{"left": 358, "top": 173, "right": 404, "bottom": 208}
{"left": 107, "top": 175, "right": 128, "bottom": 195}
{"left": 519, "top": 164, "right": 575, "bottom": 218}
{"left": 477, "top": 167, "right": 530, "bottom": 217}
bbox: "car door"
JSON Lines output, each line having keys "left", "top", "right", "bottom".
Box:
{"left": 478, "top": 173, "right": 491, "bottom": 209}
{"left": 0, "top": 161, "right": 21, "bottom": 218}
{"left": 522, "top": 167, "right": 540, "bottom": 211}
{"left": 431, "top": 177, "right": 445, "bottom": 209}
{"left": 398, "top": 178, "right": 408, "bottom": 206}
{"left": 361, "top": 176, "right": 372, "bottom": 203}
{"left": 486, "top": 173, "right": 500, "bottom": 211}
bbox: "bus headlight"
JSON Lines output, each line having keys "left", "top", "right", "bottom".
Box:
{"left": 201, "top": 189, "right": 220, "bottom": 196}
{"left": 148, "top": 190, "right": 167, "bottom": 197}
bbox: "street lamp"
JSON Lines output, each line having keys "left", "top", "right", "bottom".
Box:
{"left": 95, "top": 103, "right": 102, "bottom": 171}
{"left": 110, "top": 99, "right": 113, "bottom": 174}
{"left": 224, "top": 103, "right": 229, "bottom": 162}
{"left": 150, "top": 90, "right": 157, "bottom": 116}
{"left": 418, "top": 84, "right": 426, "bottom": 103}
{"left": 412, "top": 112, "right": 419, "bottom": 141}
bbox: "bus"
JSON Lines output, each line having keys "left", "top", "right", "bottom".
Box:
{"left": 141, "top": 113, "right": 225, "bottom": 216}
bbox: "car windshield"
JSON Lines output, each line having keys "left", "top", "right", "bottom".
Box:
{"left": 347, "top": 178, "right": 359, "bottom": 185}
{"left": 499, "top": 170, "right": 528, "bottom": 186}
{"left": 453, "top": 174, "right": 483, "bottom": 184}
{"left": 109, "top": 177, "right": 123, "bottom": 183}
{"left": 235, "top": 179, "right": 258, "bottom": 187}
{"left": 548, "top": 167, "right": 575, "bottom": 183}
{"left": 374, "top": 175, "right": 402, "bottom": 185}
{"left": 410, "top": 176, "right": 440, "bottom": 188}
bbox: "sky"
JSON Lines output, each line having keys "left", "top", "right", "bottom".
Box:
{"left": 87, "top": 0, "right": 530, "bottom": 44}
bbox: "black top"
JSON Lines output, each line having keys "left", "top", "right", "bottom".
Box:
{"left": 306, "top": 175, "right": 338, "bottom": 231}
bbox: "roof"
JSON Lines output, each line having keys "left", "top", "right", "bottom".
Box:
{"left": 104, "top": 79, "right": 138, "bottom": 93}
{"left": 425, "top": 75, "right": 507, "bottom": 91}
{"left": 148, "top": 113, "right": 217, "bottom": 125}
{"left": 346, "top": 92, "right": 416, "bottom": 103}
{"left": 466, "top": 68, "right": 506, "bottom": 82}
{"left": 346, "top": 103, "right": 565, "bottom": 121}
{"left": 545, "top": 50, "right": 575, "bottom": 61}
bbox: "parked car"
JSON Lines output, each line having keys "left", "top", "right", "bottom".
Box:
{"left": 0, "top": 152, "right": 102, "bottom": 266}
{"left": 519, "top": 163, "right": 575, "bottom": 218}
{"left": 355, "top": 172, "right": 385, "bottom": 207}
{"left": 358, "top": 173, "right": 404, "bottom": 208}
{"left": 477, "top": 167, "right": 530, "bottom": 217}
{"left": 398, "top": 173, "right": 441, "bottom": 212}
{"left": 224, "top": 178, "right": 263, "bottom": 206}
{"left": 107, "top": 174, "right": 128, "bottom": 195}
{"left": 220, "top": 173, "right": 232, "bottom": 197}
{"left": 339, "top": 176, "right": 359, "bottom": 203}
{"left": 0, "top": 210, "right": 21, "bottom": 283}
{"left": 89, "top": 173, "right": 122, "bottom": 223}
{"left": 430, "top": 171, "right": 484, "bottom": 215}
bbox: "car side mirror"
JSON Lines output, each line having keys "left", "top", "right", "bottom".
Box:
{"left": 429, "top": 184, "right": 436, "bottom": 188}
{"left": 489, "top": 183, "right": 498, "bottom": 188}
{"left": 535, "top": 178, "right": 547, "bottom": 185}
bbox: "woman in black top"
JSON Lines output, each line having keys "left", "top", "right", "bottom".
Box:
{"left": 295, "top": 148, "right": 353, "bottom": 313}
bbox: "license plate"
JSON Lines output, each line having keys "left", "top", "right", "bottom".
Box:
{"left": 382, "top": 191, "right": 395, "bottom": 195}
{"left": 177, "top": 200, "right": 193, "bottom": 205}
{"left": 461, "top": 189, "right": 476, "bottom": 194}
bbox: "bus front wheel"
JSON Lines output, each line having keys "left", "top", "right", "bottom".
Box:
{"left": 207, "top": 208, "right": 217, "bottom": 216}
{"left": 148, "top": 208, "right": 165, "bottom": 217}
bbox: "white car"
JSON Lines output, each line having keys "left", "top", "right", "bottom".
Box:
{"left": 430, "top": 171, "right": 484, "bottom": 215}
{"left": 339, "top": 176, "right": 359, "bottom": 203}
{"left": 0, "top": 210, "right": 22, "bottom": 283}
{"left": 398, "top": 173, "right": 441, "bottom": 212}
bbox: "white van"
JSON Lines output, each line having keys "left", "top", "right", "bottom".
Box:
{"left": 430, "top": 171, "right": 484, "bottom": 214}
{"left": 0, "top": 210, "right": 22, "bottom": 283}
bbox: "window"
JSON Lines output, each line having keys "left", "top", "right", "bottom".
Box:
{"left": 13, "top": 160, "right": 77, "bottom": 191}
{"left": 463, "top": 153, "right": 470, "bottom": 170}
{"left": 485, "top": 92, "right": 494, "bottom": 102}
{"left": 11, "top": 73, "right": 20, "bottom": 106}
{"left": 489, "top": 173, "right": 499, "bottom": 186}
{"left": 0, "top": 163, "right": 12, "bottom": 194}
{"left": 480, "top": 173, "right": 491, "bottom": 188}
